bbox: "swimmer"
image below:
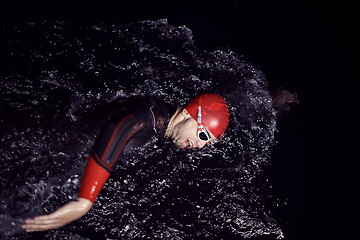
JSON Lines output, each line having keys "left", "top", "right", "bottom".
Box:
{"left": 21, "top": 93, "right": 230, "bottom": 232}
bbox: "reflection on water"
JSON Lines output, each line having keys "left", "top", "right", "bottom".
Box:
{"left": 0, "top": 19, "right": 284, "bottom": 239}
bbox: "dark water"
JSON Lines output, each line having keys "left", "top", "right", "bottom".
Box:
{"left": 1, "top": 19, "right": 284, "bottom": 239}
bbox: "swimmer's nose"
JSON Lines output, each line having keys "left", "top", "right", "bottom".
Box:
{"left": 195, "top": 140, "right": 207, "bottom": 149}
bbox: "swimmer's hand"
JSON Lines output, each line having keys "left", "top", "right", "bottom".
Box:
{"left": 22, "top": 197, "right": 93, "bottom": 232}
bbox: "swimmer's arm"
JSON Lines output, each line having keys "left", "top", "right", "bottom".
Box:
{"left": 78, "top": 113, "right": 140, "bottom": 202}
{"left": 22, "top": 197, "right": 92, "bottom": 232}
{"left": 21, "top": 112, "right": 142, "bottom": 232}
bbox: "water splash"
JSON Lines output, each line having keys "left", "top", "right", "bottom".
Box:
{"left": 0, "top": 19, "right": 283, "bottom": 239}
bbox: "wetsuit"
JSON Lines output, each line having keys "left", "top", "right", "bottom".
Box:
{"left": 78, "top": 97, "right": 170, "bottom": 202}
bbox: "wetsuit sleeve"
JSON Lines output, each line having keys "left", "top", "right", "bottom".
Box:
{"left": 78, "top": 114, "right": 143, "bottom": 203}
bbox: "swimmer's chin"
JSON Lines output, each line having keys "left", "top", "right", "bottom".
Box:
{"left": 174, "top": 142, "right": 187, "bottom": 149}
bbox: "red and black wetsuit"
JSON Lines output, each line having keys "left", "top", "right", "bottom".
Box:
{"left": 79, "top": 97, "right": 170, "bottom": 202}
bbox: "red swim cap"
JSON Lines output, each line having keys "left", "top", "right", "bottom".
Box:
{"left": 185, "top": 93, "right": 230, "bottom": 139}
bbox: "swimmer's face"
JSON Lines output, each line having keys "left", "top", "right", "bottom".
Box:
{"left": 167, "top": 108, "right": 216, "bottom": 149}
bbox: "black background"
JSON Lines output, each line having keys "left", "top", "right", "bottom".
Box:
{"left": 0, "top": 1, "right": 357, "bottom": 239}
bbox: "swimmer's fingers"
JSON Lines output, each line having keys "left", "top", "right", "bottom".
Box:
{"left": 22, "top": 216, "right": 67, "bottom": 232}
{"left": 21, "top": 198, "right": 93, "bottom": 232}
{"left": 24, "top": 212, "right": 59, "bottom": 224}
{"left": 22, "top": 211, "right": 68, "bottom": 231}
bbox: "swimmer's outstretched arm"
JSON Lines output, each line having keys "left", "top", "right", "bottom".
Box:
{"left": 22, "top": 198, "right": 93, "bottom": 232}
{"left": 21, "top": 112, "right": 143, "bottom": 232}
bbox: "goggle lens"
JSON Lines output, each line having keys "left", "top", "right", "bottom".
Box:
{"left": 197, "top": 106, "right": 216, "bottom": 144}
{"left": 198, "top": 130, "right": 210, "bottom": 141}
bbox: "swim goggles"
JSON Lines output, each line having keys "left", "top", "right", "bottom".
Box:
{"left": 197, "top": 106, "right": 215, "bottom": 144}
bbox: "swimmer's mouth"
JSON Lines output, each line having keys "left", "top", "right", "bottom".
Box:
{"left": 181, "top": 139, "right": 193, "bottom": 149}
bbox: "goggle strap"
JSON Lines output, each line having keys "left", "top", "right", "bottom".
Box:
{"left": 197, "top": 106, "right": 202, "bottom": 124}
{"left": 197, "top": 105, "right": 217, "bottom": 144}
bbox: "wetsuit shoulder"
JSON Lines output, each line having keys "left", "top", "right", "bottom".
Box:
{"left": 78, "top": 96, "right": 169, "bottom": 202}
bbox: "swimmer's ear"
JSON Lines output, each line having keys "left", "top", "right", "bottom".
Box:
{"left": 182, "top": 108, "right": 192, "bottom": 119}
